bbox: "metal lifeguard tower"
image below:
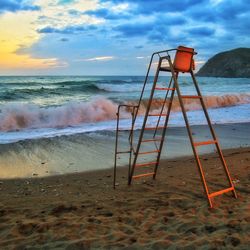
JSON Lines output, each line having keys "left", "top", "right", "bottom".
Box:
{"left": 114, "top": 46, "right": 237, "bottom": 208}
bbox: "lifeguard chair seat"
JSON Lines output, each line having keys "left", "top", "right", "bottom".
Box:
{"left": 173, "top": 46, "right": 195, "bottom": 73}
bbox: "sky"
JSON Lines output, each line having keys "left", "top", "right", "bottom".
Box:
{"left": 0, "top": 0, "right": 249, "bottom": 75}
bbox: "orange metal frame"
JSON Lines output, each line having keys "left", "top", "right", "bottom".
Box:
{"left": 114, "top": 46, "right": 237, "bottom": 208}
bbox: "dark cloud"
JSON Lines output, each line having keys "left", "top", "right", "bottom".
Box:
{"left": 158, "top": 15, "right": 187, "bottom": 26}
{"left": 114, "top": 23, "right": 155, "bottom": 37}
{"left": 215, "top": 0, "right": 250, "bottom": 20}
{"left": 60, "top": 38, "right": 69, "bottom": 42}
{"left": 68, "top": 9, "right": 81, "bottom": 15}
{"left": 186, "top": 7, "right": 217, "bottom": 22}
{"left": 100, "top": 0, "right": 203, "bottom": 14}
{"left": 0, "top": 0, "right": 40, "bottom": 13}
{"left": 135, "top": 45, "right": 143, "bottom": 49}
{"left": 187, "top": 0, "right": 250, "bottom": 22}
{"left": 186, "top": 27, "right": 215, "bottom": 37}
{"left": 215, "top": 1, "right": 250, "bottom": 35}
{"left": 147, "top": 32, "right": 164, "bottom": 43}
{"left": 113, "top": 15, "right": 185, "bottom": 42}
{"left": 148, "top": 31, "right": 191, "bottom": 46}
{"left": 37, "top": 25, "right": 97, "bottom": 34}
{"left": 184, "top": 0, "right": 250, "bottom": 42}
{"left": 84, "top": 8, "right": 130, "bottom": 20}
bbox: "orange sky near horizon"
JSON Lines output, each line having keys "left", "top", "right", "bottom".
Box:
{"left": 0, "top": 11, "right": 52, "bottom": 69}
{"left": 0, "top": 0, "right": 97, "bottom": 72}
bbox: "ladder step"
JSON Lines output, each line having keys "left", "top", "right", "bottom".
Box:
{"left": 159, "top": 67, "right": 171, "bottom": 72}
{"left": 141, "top": 138, "right": 162, "bottom": 143}
{"left": 148, "top": 113, "right": 167, "bottom": 116}
{"left": 145, "top": 126, "right": 166, "bottom": 130}
{"left": 135, "top": 161, "right": 158, "bottom": 167}
{"left": 138, "top": 150, "right": 160, "bottom": 155}
{"left": 194, "top": 140, "right": 217, "bottom": 147}
{"left": 155, "top": 87, "right": 175, "bottom": 91}
{"left": 208, "top": 187, "right": 234, "bottom": 198}
{"left": 116, "top": 150, "right": 131, "bottom": 154}
{"left": 181, "top": 95, "right": 201, "bottom": 99}
{"left": 132, "top": 172, "right": 155, "bottom": 179}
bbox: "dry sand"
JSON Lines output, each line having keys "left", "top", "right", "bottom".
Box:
{"left": 0, "top": 147, "right": 249, "bottom": 249}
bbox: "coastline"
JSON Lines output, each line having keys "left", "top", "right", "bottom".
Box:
{"left": 0, "top": 122, "right": 249, "bottom": 179}
{"left": 0, "top": 147, "right": 249, "bottom": 249}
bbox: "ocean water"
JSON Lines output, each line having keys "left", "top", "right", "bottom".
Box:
{"left": 0, "top": 75, "right": 250, "bottom": 178}
{"left": 0, "top": 75, "right": 249, "bottom": 144}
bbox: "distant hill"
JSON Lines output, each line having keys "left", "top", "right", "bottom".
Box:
{"left": 196, "top": 48, "right": 250, "bottom": 78}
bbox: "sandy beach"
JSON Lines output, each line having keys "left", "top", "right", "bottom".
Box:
{"left": 0, "top": 146, "right": 249, "bottom": 249}
{"left": 0, "top": 0, "right": 249, "bottom": 248}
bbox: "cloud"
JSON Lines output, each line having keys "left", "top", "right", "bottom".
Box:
{"left": 68, "top": 9, "right": 81, "bottom": 15}
{"left": 135, "top": 45, "right": 143, "bottom": 49}
{"left": 114, "top": 22, "right": 155, "bottom": 37}
{"left": 186, "top": 27, "right": 215, "bottom": 37}
{"left": 77, "top": 56, "right": 115, "bottom": 62}
{"left": 0, "top": 0, "right": 40, "bottom": 13}
{"left": 58, "top": 0, "right": 77, "bottom": 5}
{"left": 215, "top": 0, "right": 249, "bottom": 20}
{"left": 100, "top": 0, "right": 203, "bottom": 14}
{"left": 195, "top": 60, "right": 206, "bottom": 65}
{"left": 37, "top": 24, "right": 97, "bottom": 34}
{"left": 114, "top": 16, "right": 185, "bottom": 43}
{"left": 35, "top": 0, "right": 101, "bottom": 31}
{"left": 1, "top": 0, "right": 250, "bottom": 75}
{"left": 60, "top": 38, "right": 69, "bottom": 42}
{"left": 160, "top": 15, "right": 187, "bottom": 26}
{"left": 42, "top": 58, "right": 68, "bottom": 68}
{"left": 84, "top": 8, "right": 130, "bottom": 20}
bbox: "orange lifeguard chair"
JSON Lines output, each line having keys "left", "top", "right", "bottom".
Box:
{"left": 174, "top": 46, "right": 195, "bottom": 72}
{"left": 114, "top": 46, "right": 237, "bottom": 208}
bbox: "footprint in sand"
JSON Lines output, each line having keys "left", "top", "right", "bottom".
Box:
{"left": 50, "top": 204, "right": 77, "bottom": 216}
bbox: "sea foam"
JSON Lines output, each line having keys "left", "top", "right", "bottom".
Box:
{"left": 0, "top": 97, "right": 118, "bottom": 132}
{"left": 0, "top": 94, "right": 249, "bottom": 132}
{"left": 127, "top": 93, "right": 250, "bottom": 113}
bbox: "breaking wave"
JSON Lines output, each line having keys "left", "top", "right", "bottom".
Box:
{"left": 126, "top": 93, "right": 250, "bottom": 113}
{"left": 0, "top": 94, "right": 249, "bottom": 132}
{"left": 0, "top": 97, "right": 119, "bottom": 132}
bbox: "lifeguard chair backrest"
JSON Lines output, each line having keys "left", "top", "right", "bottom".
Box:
{"left": 173, "top": 46, "right": 195, "bottom": 73}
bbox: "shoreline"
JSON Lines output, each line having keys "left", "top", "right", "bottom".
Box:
{"left": 0, "top": 122, "right": 250, "bottom": 179}
{"left": 0, "top": 147, "right": 249, "bottom": 248}
{"left": 0, "top": 145, "right": 249, "bottom": 182}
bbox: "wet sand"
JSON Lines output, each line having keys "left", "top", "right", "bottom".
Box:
{"left": 0, "top": 147, "right": 249, "bottom": 249}
{"left": 0, "top": 122, "right": 249, "bottom": 179}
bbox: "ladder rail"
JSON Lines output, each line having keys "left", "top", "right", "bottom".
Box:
{"left": 128, "top": 106, "right": 136, "bottom": 184}
{"left": 128, "top": 49, "right": 179, "bottom": 140}
{"left": 128, "top": 57, "right": 163, "bottom": 184}
{"left": 127, "top": 47, "right": 196, "bottom": 132}
{"left": 113, "top": 104, "right": 138, "bottom": 189}
{"left": 153, "top": 75, "right": 174, "bottom": 138}
{"left": 153, "top": 66, "right": 176, "bottom": 178}
{"left": 190, "top": 71, "right": 237, "bottom": 198}
{"left": 168, "top": 58, "right": 213, "bottom": 207}
{"left": 113, "top": 105, "right": 121, "bottom": 189}
{"left": 128, "top": 53, "right": 155, "bottom": 141}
